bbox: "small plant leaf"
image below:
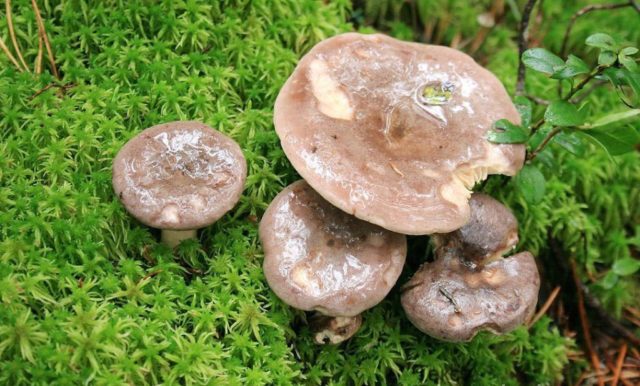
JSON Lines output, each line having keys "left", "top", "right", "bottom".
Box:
{"left": 585, "top": 109, "right": 640, "bottom": 128}
{"left": 551, "top": 55, "right": 590, "bottom": 79}
{"left": 602, "top": 68, "right": 640, "bottom": 101}
{"left": 585, "top": 33, "right": 617, "bottom": 51}
{"left": 514, "top": 96, "right": 533, "bottom": 127}
{"left": 580, "top": 125, "right": 640, "bottom": 156}
{"left": 487, "top": 119, "right": 530, "bottom": 144}
{"left": 600, "top": 271, "right": 619, "bottom": 290}
{"left": 612, "top": 258, "right": 640, "bottom": 276}
{"left": 515, "top": 165, "right": 546, "bottom": 204}
{"left": 522, "top": 48, "right": 564, "bottom": 75}
{"left": 619, "top": 54, "right": 638, "bottom": 72}
{"left": 544, "top": 101, "right": 586, "bottom": 127}
{"left": 598, "top": 51, "right": 617, "bottom": 66}
{"left": 554, "top": 131, "right": 586, "bottom": 156}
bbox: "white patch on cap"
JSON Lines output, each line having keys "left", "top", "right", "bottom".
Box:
{"left": 160, "top": 204, "right": 180, "bottom": 225}
{"left": 309, "top": 59, "right": 354, "bottom": 121}
{"left": 440, "top": 178, "right": 471, "bottom": 210}
{"left": 291, "top": 265, "right": 312, "bottom": 289}
{"left": 189, "top": 195, "right": 205, "bottom": 211}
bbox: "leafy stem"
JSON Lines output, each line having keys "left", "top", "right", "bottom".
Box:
{"left": 527, "top": 127, "right": 562, "bottom": 161}
{"left": 565, "top": 65, "right": 608, "bottom": 100}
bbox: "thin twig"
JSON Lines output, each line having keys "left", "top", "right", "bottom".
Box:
{"left": 527, "top": 127, "right": 561, "bottom": 161}
{"left": 139, "top": 269, "right": 163, "bottom": 284}
{"left": 527, "top": 64, "right": 608, "bottom": 159}
{"left": 516, "top": 0, "right": 538, "bottom": 95}
{"left": 566, "top": 65, "right": 607, "bottom": 100}
{"left": 560, "top": 2, "right": 636, "bottom": 59}
{"left": 570, "top": 79, "right": 608, "bottom": 104}
{"left": 525, "top": 93, "right": 550, "bottom": 105}
{"left": 612, "top": 344, "right": 628, "bottom": 386}
{"left": 528, "top": 286, "right": 561, "bottom": 327}
{"left": 0, "top": 36, "right": 23, "bottom": 71}
{"left": 6, "top": 0, "right": 29, "bottom": 71}
{"left": 570, "top": 258, "right": 605, "bottom": 386}
{"left": 29, "top": 81, "right": 74, "bottom": 100}
{"left": 31, "top": 0, "right": 60, "bottom": 79}
{"left": 35, "top": 36, "right": 43, "bottom": 74}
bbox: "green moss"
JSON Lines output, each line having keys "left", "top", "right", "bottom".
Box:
{"left": 0, "top": 0, "right": 636, "bottom": 384}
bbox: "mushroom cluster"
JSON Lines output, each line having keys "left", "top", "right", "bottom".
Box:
{"left": 113, "top": 121, "right": 247, "bottom": 247}
{"left": 263, "top": 32, "right": 540, "bottom": 344}
{"left": 401, "top": 193, "right": 540, "bottom": 341}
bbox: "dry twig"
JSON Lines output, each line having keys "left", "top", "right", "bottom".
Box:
{"left": 31, "top": 0, "right": 59, "bottom": 79}
{"left": 570, "top": 258, "right": 605, "bottom": 386}
{"left": 0, "top": 36, "right": 22, "bottom": 70}
{"left": 528, "top": 286, "right": 561, "bottom": 327}
{"left": 6, "top": 0, "right": 29, "bottom": 71}
{"left": 35, "top": 35, "right": 43, "bottom": 74}
{"left": 560, "top": 1, "right": 638, "bottom": 59}
{"left": 612, "top": 344, "right": 628, "bottom": 386}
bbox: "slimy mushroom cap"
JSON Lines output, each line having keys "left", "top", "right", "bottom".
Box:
{"left": 401, "top": 250, "right": 540, "bottom": 342}
{"left": 274, "top": 33, "right": 525, "bottom": 235}
{"left": 112, "top": 121, "right": 247, "bottom": 230}
{"left": 260, "top": 180, "right": 407, "bottom": 317}
{"left": 433, "top": 193, "right": 519, "bottom": 263}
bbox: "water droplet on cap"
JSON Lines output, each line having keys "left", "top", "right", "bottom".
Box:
{"left": 416, "top": 80, "right": 455, "bottom": 106}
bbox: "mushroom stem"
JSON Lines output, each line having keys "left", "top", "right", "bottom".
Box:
{"left": 310, "top": 313, "right": 362, "bottom": 345}
{"left": 161, "top": 229, "right": 197, "bottom": 248}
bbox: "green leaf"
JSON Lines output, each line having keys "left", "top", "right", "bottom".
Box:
{"left": 544, "top": 101, "right": 586, "bottom": 127}
{"left": 612, "top": 258, "right": 640, "bottom": 276}
{"left": 585, "top": 33, "right": 617, "bottom": 50}
{"left": 515, "top": 165, "right": 546, "bottom": 204}
{"left": 522, "top": 48, "right": 564, "bottom": 75}
{"left": 600, "top": 271, "right": 619, "bottom": 290}
{"left": 585, "top": 109, "right": 640, "bottom": 128}
{"left": 597, "top": 51, "right": 616, "bottom": 66}
{"left": 551, "top": 55, "right": 590, "bottom": 79}
{"left": 487, "top": 119, "right": 530, "bottom": 144}
{"left": 619, "top": 54, "right": 638, "bottom": 72}
{"left": 514, "top": 96, "right": 533, "bottom": 127}
{"left": 528, "top": 122, "right": 553, "bottom": 150}
{"left": 602, "top": 68, "right": 640, "bottom": 101}
{"left": 554, "top": 131, "right": 586, "bottom": 156}
{"left": 621, "top": 47, "right": 638, "bottom": 55}
{"left": 580, "top": 125, "right": 640, "bottom": 156}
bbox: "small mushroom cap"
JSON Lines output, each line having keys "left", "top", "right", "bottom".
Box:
{"left": 112, "top": 121, "right": 247, "bottom": 230}
{"left": 433, "top": 193, "right": 519, "bottom": 263}
{"left": 401, "top": 251, "right": 540, "bottom": 342}
{"left": 310, "top": 315, "right": 362, "bottom": 345}
{"left": 260, "top": 180, "right": 407, "bottom": 317}
{"left": 274, "top": 33, "right": 524, "bottom": 235}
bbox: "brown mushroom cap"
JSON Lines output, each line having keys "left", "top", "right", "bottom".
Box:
{"left": 401, "top": 251, "right": 540, "bottom": 342}
{"left": 112, "top": 121, "right": 247, "bottom": 230}
{"left": 274, "top": 33, "right": 524, "bottom": 235}
{"left": 260, "top": 180, "right": 407, "bottom": 317}
{"left": 433, "top": 193, "right": 519, "bottom": 263}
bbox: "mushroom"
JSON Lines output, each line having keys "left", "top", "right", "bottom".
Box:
{"left": 401, "top": 193, "right": 540, "bottom": 342}
{"left": 274, "top": 33, "right": 525, "bottom": 235}
{"left": 112, "top": 121, "right": 247, "bottom": 247}
{"left": 260, "top": 180, "right": 407, "bottom": 344}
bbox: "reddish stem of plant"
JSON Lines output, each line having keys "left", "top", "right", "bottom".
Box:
{"left": 570, "top": 259, "right": 604, "bottom": 386}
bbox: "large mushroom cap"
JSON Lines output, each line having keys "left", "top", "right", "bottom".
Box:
{"left": 112, "top": 121, "right": 247, "bottom": 230}
{"left": 401, "top": 251, "right": 540, "bottom": 342}
{"left": 274, "top": 33, "right": 525, "bottom": 235}
{"left": 433, "top": 193, "right": 519, "bottom": 263}
{"left": 260, "top": 180, "right": 407, "bottom": 317}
